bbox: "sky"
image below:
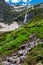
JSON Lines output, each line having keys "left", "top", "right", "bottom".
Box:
{"left": 5, "top": 0, "right": 43, "bottom": 5}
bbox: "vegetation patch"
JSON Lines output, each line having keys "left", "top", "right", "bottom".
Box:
{"left": 0, "top": 8, "right": 43, "bottom": 57}
{"left": 23, "top": 43, "right": 43, "bottom": 65}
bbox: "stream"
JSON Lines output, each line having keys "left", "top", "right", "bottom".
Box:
{"left": 23, "top": 12, "right": 28, "bottom": 23}
{"left": 1, "top": 38, "right": 42, "bottom": 65}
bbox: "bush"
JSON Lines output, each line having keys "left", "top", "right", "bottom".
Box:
{"left": 36, "top": 54, "right": 43, "bottom": 62}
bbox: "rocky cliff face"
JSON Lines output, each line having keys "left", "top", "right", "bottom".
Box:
{"left": 0, "top": 0, "right": 11, "bottom": 11}
{"left": 0, "top": 0, "right": 12, "bottom": 20}
{"left": 40, "top": 3, "right": 43, "bottom": 8}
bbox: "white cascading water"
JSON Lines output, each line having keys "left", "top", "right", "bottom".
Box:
{"left": 23, "top": 12, "right": 28, "bottom": 23}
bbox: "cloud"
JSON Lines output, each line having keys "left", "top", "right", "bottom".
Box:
{"left": 5, "top": 0, "right": 9, "bottom": 2}
{"left": 11, "top": 0, "right": 19, "bottom": 3}
{"left": 23, "top": 0, "right": 32, "bottom": 2}
{"left": 23, "top": 0, "right": 27, "bottom": 2}
{"left": 5, "top": 0, "right": 32, "bottom": 4}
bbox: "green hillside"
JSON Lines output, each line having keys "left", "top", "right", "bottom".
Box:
{"left": 0, "top": 7, "right": 43, "bottom": 65}
{"left": 0, "top": 8, "right": 43, "bottom": 60}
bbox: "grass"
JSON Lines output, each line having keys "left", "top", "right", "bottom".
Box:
{"left": 0, "top": 64, "right": 2, "bottom": 65}
{"left": 0, "top": 8, "right": 43, "bottom": 57}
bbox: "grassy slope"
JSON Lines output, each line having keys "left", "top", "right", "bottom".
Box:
{"left": 0, "top": 8, "right": 43, "bottom": 57}
{"left": 23, "top": 43, "right": 43, "bottom": 65}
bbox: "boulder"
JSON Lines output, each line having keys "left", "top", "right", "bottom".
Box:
{"left": 18, "top": 50, "right": 24, "bottom": 55}
{"left": 2, "top": 61, "right": 10, "bottom": 65}
{"left": 7, "top": 57, "right": 16, "bottom": 64}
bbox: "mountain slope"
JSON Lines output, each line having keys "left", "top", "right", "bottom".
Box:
{"left": 23, "top": 43, "right": 43, "bottom": 65}
{"left": 0, "top": 8, "right": 43, "bottom": 58}
{"left": 0, "top": 0, "right": 12, "bottom": 21}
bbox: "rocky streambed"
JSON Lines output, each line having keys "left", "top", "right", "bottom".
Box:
{"left": 1, "top": 39, "right": 42, "bottom": 65}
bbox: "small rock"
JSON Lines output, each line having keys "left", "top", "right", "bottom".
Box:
{"left": 10, "top": 64, "right": 15, "bottom": 65}
{"left": 18, "top": 50, "right": 24, "bottom": 55}
{"left": 12, "top": 52, "right": 17, "bottom": 56}
{"left": 26, "top": 43, "right": 31, "bottom": 47}
{"left": 12, "top": 56, "right": 17, "bottom": 59}
{"left": 29, "top": 34, "right": 36, "bottom": 41}
{"left": 29, "top": 34, "right": 33, "bottom": 39}
{"left": 7, "top": 57, "right": 16, "bottom": 64}
{"left": 18, "top": 49, "right": 27, "bottom": 56}
{"left": 2, "top": 61, "right": 10, "bottom": 65}
{"left": 20, "top": 56, "right": 25, "bottom": 63}
{"left": 16, "top": 58, "right": 20, "bottom": 64}
{"left": 26, "top": 47, "right": 31, "bottom": 51}
{"left": 23, "top": 49, "right": 28, "bottom": 56}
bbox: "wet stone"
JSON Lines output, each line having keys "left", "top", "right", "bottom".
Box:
{"left": 12, "top": 52, "right": 17, "bottom": 56}
{"left": 26, "top": 47, "right": 31, "bottom": 51}
{"left": 18, "top": 50, "right": 24, "bottom": 55}
{"left": 10, "top": 57, "right": 16, "bottom": 62}
{"left": 10, "top": 64, "right": 16, "bottom": 65}
{"left": 16, "top": 58, "right": 20, "bottom": 64}
{"left": 26, "top": 43, "right": 31, "bottom": 47}
{"left": 23, "top": 49, "right": 28, "bottom": 56}
{"left": 2, "top": 61, "right": 10, "bottom": 65}
{"left": 12, "top": 56, "right": 17, "bottom": 59}
{"left": 20, "top": 56, "right": 25, "bottom": 63}
{"left": 29, "top": 34, "right": 36, "bottom": 41}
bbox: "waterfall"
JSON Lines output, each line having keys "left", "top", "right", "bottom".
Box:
{"left": 23, "top": 12, "right": 28, "bottom": 23}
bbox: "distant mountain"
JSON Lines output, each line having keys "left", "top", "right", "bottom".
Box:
{"left": 0, "top": 0, "right": 11, "bottom": 11}
{"left": 0, "top": 0, "right": 43, "bottom": 21}
{"left": 0, "top": 0, "right": 13, "bottom": 20}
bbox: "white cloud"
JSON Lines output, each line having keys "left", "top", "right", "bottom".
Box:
{"left": 28, "top": 4, "right": 31, "bottom": 5}
{"left": 5, "top": 0, "right": 32, "bottom": 3}
{"left": 5, "top": 0, "right": 9, "bottom": 2}
{"left": 23, "top": 0, "right": 27, "bottom": 2}
{"left": 23, "top": 0, "right": 31, "bottom": 2}
{"left": 11, "top": 0, "right": 19, "bottom": 3}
